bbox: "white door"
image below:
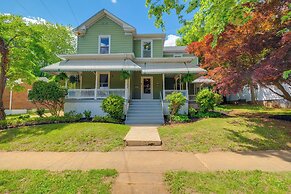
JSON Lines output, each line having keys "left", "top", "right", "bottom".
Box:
{"left": 141, "top": 77, "right": 153, "bottom": 99}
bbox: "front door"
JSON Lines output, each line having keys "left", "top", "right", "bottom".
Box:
{"left": 141, "top": 77, "right": 153, "bottom": 99}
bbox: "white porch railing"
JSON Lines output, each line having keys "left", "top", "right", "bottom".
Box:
{"left": 163, "top": 90, "right": 188, "bottom": 100}
{"left": 67, "top": 89, "right": 126, "bottom": 99}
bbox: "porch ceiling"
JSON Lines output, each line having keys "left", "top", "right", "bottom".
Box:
{"left": 41, "top": 59, "right": 141, "bottom": 72}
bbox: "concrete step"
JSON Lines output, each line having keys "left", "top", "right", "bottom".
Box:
{"left": 124, "top": 146, "right": 163, "bottom": 151}
{"left": 124, "top": 126, "right": 162, "bottom": 146}
{"left": 125, "top": 120, "right": 164, "bottom": 125}
{"left": 127, "top": 113, "right": 163, "bottom": 117}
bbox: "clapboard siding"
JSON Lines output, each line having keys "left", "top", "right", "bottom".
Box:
{"left": 77, "top": 16, "right": 133, "bottom": 54}
{"left": 133, "top": 39, "right": 163, "bottom": 58}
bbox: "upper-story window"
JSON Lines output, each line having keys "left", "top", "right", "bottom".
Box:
{"left": 141, "top": 40, "right": 152, "bottom": 58}
{"left": 99, "top": 35, "right": 110, "bottom": 54}
{"left": 173, "top": 54, "right": 183, "bottom": 58}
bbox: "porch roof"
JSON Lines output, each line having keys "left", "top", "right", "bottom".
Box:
{"left": 140, "top": 63, "right": 206, "bottom": 74}
{"left": 41, "top": 59, "right": 141, "bottom": 72}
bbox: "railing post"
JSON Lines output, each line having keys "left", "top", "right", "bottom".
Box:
{"left": 125, "top": 79, "right": 128, "bottom": 100}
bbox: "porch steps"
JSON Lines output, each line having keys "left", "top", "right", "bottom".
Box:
{"left": 125, "top": 100, "right": 164, "bottom": 125}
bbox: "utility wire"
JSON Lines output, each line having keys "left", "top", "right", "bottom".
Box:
{"left": 65, "top": 0, "right": 79, "bottom": 26}
{"left": 39, "top": 0, "right": 58, "bottom": 23}
{"left": 15, "top": 0, "right": 33, "bottom": 16}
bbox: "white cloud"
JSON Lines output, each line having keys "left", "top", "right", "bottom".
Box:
{"left": 164, "top": 34, "right": 181, "bottom": 46}
{"left": 111, "top": 0, "right": 117, "bottom": 3}
{"left": 23, "top": 16, "right": 46, "bottom": 24}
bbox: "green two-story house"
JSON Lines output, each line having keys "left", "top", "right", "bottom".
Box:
{"left": 42, "top": 9, "right": 206, "bottom": 124}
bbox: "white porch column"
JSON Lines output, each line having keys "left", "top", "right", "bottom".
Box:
{"left": 186, "top": 81, "right": 188, "bottom": 100}
{"left": 65, "top": 79, "right": 68, "bottom": 88}
{"left": 162, "top": 74, "right": 165, "bottom": 99}
{"left": 79, "top": 72, "right": 82, "bottom": 89}
{"left": 95, "top": 72, "right": 98, "bottom": 100}
{"left": 125, "top": 79, "right": 128, "bottom": 100}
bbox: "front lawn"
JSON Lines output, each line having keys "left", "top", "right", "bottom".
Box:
{"left": 159, "top": 117, "right": 290, "bottom": 152}
{"left": 0, "top": 169, "right": 117, "bottom": 194}
{"left": 165, "top": 170, "right": 291, "bottom": 194}
{"left": 0, "top": 123, "right": 129, "bottom": 152}
{"left": 215, "top": 104, "right": 291, "bottom": 115}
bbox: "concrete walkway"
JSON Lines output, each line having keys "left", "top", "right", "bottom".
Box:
{"left": 0, "top": 150, "right": 290, "bottom": 194}
{"left": 124, "top": 125, "right": 162, "bottom": 146}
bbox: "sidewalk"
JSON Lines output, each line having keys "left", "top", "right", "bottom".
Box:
{"left": 0, "top": 150, "right": 290, "bottom": 172}
{"left": 1, "top": 150, "right": 290, "bottom": 194}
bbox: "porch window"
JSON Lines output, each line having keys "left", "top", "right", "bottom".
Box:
{"left": 141, "top": 40, "right": 152, "bottom": 58}
{"left": 99, "top": 73, "right": 109, "bottom": 88}
{"left": 99, "top": 35, "right": 110, "bottom": 54}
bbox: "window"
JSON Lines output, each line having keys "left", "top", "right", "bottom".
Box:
{"left": 99, "top": 35, "right": 110, "bottom": 54}
{"left": 173, "top": 54, "right": 183, "bottom": 58}
{"left": 141, "top": 40, "right": 152, "bottom": 58}
{"left": 99, "top": 73, "right": 109, "bottom": 88}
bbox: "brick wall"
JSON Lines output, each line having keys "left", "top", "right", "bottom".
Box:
{"left": 3, "top": 84, "right": 38, "bottom": 110}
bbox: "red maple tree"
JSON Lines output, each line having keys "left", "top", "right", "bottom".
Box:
{"left": 187, "top": 0, "right": 291, "bottom": 102}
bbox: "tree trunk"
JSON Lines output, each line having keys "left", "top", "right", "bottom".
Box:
{"left": 273, "top": 81, "right": 291, "bottom": 102}
{"left": 249, "top": 83, "right": 257, "bottom": 104}
{"left": 0, "top": 38, "right": 8, "bottom": 120}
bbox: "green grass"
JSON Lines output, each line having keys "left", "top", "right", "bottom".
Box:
{"left": 159, "top": 117, "right": 291, "bottom": 152}
{"left": 215, "top": 104, "right": 291, "bottom": 115}
{"left": 0, "top": 123, "right": 129, "bottom": 152}
{"left": 165, "top": 170, "right": 291, "bottom": 194}
{"left": 0, "top": 169, "right": 117, "bottom": 194}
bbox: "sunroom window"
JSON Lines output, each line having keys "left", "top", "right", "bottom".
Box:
{"left": 99, "top": 35, "right": 110, "bottom": 54}
{"left": 142, "top": 40, "right": 152, "bottom": 58}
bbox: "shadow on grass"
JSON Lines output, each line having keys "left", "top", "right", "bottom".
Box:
{"left": 0, "top": 123, "right": 69, "bottom": 144}
{"left": 225, "top": 117, "right": 291, "bottom": 162}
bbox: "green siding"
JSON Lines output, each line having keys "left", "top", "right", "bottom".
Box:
{"left": 133, "top": 40, "right": 141, "bottom": 57}
{"left": 77, "top": 16, "right": 133, "bottom": 54}
{"left": 82, "top": 72, "right": 95, "bottom": 89}
{"left": 131, "top": 72, "right": 162, "bottom": 99}
{"left": 153, "top": 39, "right": 163, "bottom": 57}
{"left": 133, "top": 39, "right": 163, "bottom": 58}
{"left": 110, "top": 72, "right": 125, "bottom": 89}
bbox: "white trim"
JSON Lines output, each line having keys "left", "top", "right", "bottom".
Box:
{"left": 141, "top": 76, "right": 154, "bottom": 99}
{"left": 98, "top": 35, "right": 111, "bottom": 54}
{"left": 141, "top": 39, "right": 153, "bottom": 58}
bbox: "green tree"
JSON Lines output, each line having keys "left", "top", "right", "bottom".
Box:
{"left": 28, "top": 81, "right": 67, "bottom": 116}
{"left": 0, "top": 14, "right": 74, "bottom": 119}
{"left": 146, "top": 0, "right": 258, "bottom": 44}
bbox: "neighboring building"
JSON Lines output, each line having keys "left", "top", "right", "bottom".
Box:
{"left": 226, "top": 84, "right": 291, "bottom": 108}
{"left": 4, "top": 77, "right": 49, "bottom": 115}
{"left": 41, "top": 9, "right": 205, "bottom": 124}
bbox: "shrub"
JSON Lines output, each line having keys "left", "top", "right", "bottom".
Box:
{"left": 101, "top": 95, "right": 125, "bottom": 119}
{"left": 83, "top": 110, "right": 92, "bottom": 120}
{"left": 191, "top": 111, "right": 222, "bottom": 118}
{"left": 28, "top": 81, "right": 67, "bottom": 116}
{"left": 170, "top": 114, "right": 190, "bottom": 123}
{"left": 0, "top": 120, "right": 8, "bottom": 129}
{"left": 36, "top": 108, "right": 45, "bottom": 118}
{"left": 18, "top": 114, "right": 30, "bottom": 120}
{"left": 166, "top": 92, "right": 187, "bottom": 116}
{"left": 188, "top": 107, "right": 198, "bottom": 117}
{"left": 64, "top": 111, "right": 83, "bottom": 121}
{"left": 195, "top": 89, "right": 222, "bottom": 112}
{"left": 92, "top": 115, "right": 122, "bottom": 124}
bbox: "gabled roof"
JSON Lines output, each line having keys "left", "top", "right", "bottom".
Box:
{"left": 74, "top": 9, "right": 136, "bottom": 34}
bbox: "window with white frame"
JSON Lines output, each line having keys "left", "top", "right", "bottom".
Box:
{"left": 99, "top": 73, "right": 109, "bottom": 88}
{"left": 99, "top": 35, "right": 110, "bottom": 54}
{"left": 141, "top": 40, "right": 152, "bottom": 58}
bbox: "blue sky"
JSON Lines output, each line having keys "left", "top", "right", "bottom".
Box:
{"left": 0, "top": 0, "right": 188, "bottom": 38}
